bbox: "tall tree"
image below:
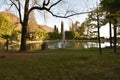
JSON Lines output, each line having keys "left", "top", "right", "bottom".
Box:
{"left": 106, "top": 14, "right": 114, "bottom": 48}
{"left": 96, "top": 8, "right": 102, "bottom": 54}
{"left": 54, "top": 25, "right": 58, "bottom": 33}
{"left": 86, "top": 8, "right": 107, "bottom": 38}
{"left": 6, "top": 0, "right": 82, "bottom": 51}
{"left": 86, "top": 7, "right": 107, "bottom": 54}
{"left": 70, "top": 21, "right": 79, "bottom": 32}
{"left": 100, "top": 0, "right": 120, "bottom": 53}
{"left": 61, "top": 21, "right": 64, "bottom": 34}
{"left": 77, "top": 22, "right": 85, "bottom": 36}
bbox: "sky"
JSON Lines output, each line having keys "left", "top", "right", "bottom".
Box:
{"left": 0, "top": 0, "right": 99, "bottom": 29}
{"left": 34, "top": 0, "right": 99, "bottom": 30}
{"left": 0, "top": 0, "right": 111, "bottom": 37}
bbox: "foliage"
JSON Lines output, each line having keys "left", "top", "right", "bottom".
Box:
{"left": 54, "top": 25, "right": 58, "bottom": 33}
{"left": 84, "top": 8, "right": 107, "bottom": 38}
{"left": 87, "top": 8, "right": 107, "bottom": 27}
{"left": 65, "top": 31, "right": 75, "bottom": 40}
{"left": 0, "top": 14, "right": 19, "bottom": 50}
{"left": 77, "top": 22, "right": 85, "bottom": 36}
{"left": 36, "top": 27, "right": 48, "bottom": 40}
{"left": 61, "top": 21, "right": 64, "bottom": 33}
{"left": 100, "top": 0, "right": 120, "bottom": 13}
{"left": 70, "top": 21, "right": 80, "bottom": 32}
{"left": 0, "top": 14, "right": 18, "bottom": 40}
{"left": 48, "top": 32, "right": 60, "bottom": 40}
{"left": 27, "top": 26, "right": 48, "bottom": 40}
{"left": 69, "top": 21, "right": 86, "bottom": 39}
{"left": 100, "top": 0, "right": 120, "bottom": 53}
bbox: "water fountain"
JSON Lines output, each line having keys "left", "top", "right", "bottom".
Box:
{"left": 56, "top": 21, "right": 67, "bottom": 48}
{"left": 62, "top": 30, "right": 66, "bottom": 48}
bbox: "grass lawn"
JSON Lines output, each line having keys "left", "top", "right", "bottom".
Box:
{"left": 0, "top": 48, "right": 120, "bottom": 80}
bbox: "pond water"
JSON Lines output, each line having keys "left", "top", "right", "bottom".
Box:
{"left": 5, "top": 40, "right": 119, "bottom": 51}
{"left": 47, "top": 41, "right": 111, "bottom": 49}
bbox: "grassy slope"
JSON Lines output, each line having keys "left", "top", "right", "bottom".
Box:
{"left": 0, "top": 48, "right": 120, "bottom": 80}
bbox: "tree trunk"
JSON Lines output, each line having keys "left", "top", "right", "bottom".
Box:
{"left": 20, "top": 23, "right": 27, "bottom": 51}
{"left": 109, "top": 21, "right": 112, "bottom": 48}
{"left": 97, "top": 10, "right": 102, "bottom": 55}
{"left": 98, "top": 26, "right": 102, "bottom": 54}
{"left": 19, "top": 0, "right": 29, "bottom": 51}
{"left": 113, "top": 19, "right": 117, "bottom": 53}
{"left": 6, "top": 39, "right": 9, "bottom": 51}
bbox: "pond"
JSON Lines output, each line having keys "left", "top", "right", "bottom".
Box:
{"left": 47, "top": 40, "right": 111, "bottom": 49}
{"left": 4, "top": 40, "right": 118, "bottom": 51}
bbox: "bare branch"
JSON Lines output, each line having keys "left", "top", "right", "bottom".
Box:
{"left": 9, "top": 0, "right": 19, "bottom": 11}
{"left": 7, "top": 3, "right": 14, "bottom": 11}
{"left": 49, "top": 0, "right": 62, "bottom": 10}
{"left": 17, "top": 0, "right": 23, "bottom": 24}
{"left": 28, "top": 6, "right": 48, "bottom": 15}
{"left": 9, "top": 0, "right": 23, "bottom": 24}
{"left": 48, "top": 10, "right": 91, "bottom": 18}
{"left": 43, "top": 0, "right": 50, "bottom": 6}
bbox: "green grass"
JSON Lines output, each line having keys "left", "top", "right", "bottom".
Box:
{"left": 0, "top": 48, "right": 120, "bottom": 80}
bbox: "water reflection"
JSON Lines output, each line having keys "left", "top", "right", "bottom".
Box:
{"left": 44, "top": 41, "right": 113, "bottom": 49}
{"left": 0, "top": 40, "right": 119, "bottom": 51}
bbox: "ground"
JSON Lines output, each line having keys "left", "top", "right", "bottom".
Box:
{"left": 0, "top": 48, "right": 120, "bottom": 80}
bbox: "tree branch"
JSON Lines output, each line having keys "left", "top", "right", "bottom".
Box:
{"left": 43, "top": 0, "right": 50, "bottom": 6}
{"left": 49, "top": 0, "right": 62, "bottom": 10}
{"left": 28, "top": 5, "right": 91, "bottom": 19}
{"left": 9, "top": 0, "right": 23, "bottom": 24}
{"left": 28, "top": 6, "right": 49, "bottom": 15}
{"left": 48, "top": 10, "right": 91, "bottom": 18}
{"left": 9, "top": 0, "right": 19, "bottom": 11}
{"left": 17, "top": 0, "right": 23, "bottom": 24}
{"left": 7, "top": 3, "right": 13, "bottom": 11}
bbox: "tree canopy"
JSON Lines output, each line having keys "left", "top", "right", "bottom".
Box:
{"left": 100, "top": 0, "right": 120, "bottom": 13}
{"left": 0, "top": 14, "right": 16, "bottom": 39}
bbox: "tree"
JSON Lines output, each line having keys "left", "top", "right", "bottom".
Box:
{"left": 85, "top": 7, "right": 107, "bottom": 54}
{"left": 0, "top": 14, "right": 17, "bottom": 50}
{"left": 36, "top": 27, "right": 48, "bottom": 40}
{"left": 65, "top": 31, "right": 75, "bottom": 40}
{"left": 77, "top": 22, "right": 85, "bottom": 37}
{"left": 100, "top": 0, "right": 120, "bottom": 53}
{"left": 54, "top": 25, "right": 58, "bottom": 33}
{"left": 70, "top": 21, "right": 79, "bottom": 32}
{"left": 106, "top": 14, "right": 113, "bottom": 48}
{"left": 100, "top": 0, "right": 120, "bottom": 12}
{"left": 6, "top": 0, "right": 82, "bottom": 51}
{"left": 48, "top": 32, "right": 60, "bottom": 40}
{"left": 61, "top": 21, "right": 64, "bottom": 34}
